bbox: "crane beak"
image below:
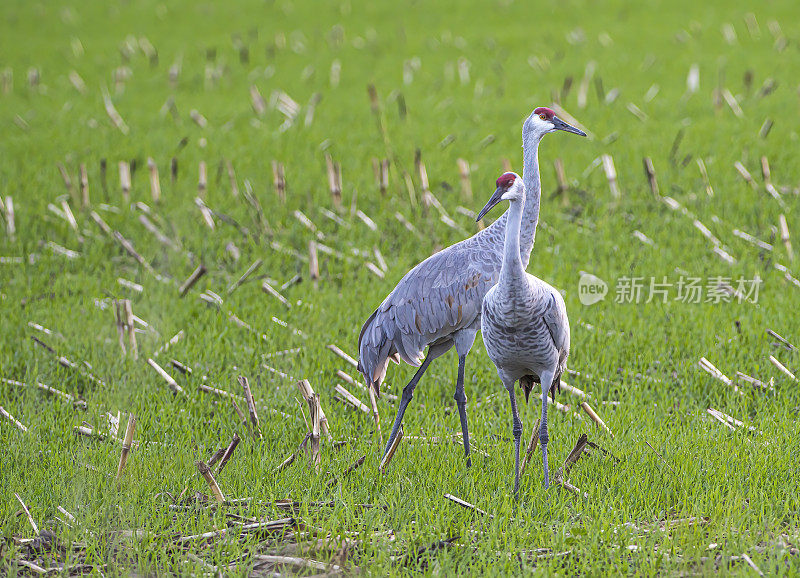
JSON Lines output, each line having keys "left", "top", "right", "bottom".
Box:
{"left": 476, "top": 187, "right": 504, "bottom": 222}
{"left": 552, "top": 116, "right": 587, "bottom": 137}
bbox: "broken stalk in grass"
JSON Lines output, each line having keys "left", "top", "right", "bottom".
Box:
{"left": 326, "top": 455, "right": 366, "bottom": 487}
{"left": 519, "top": 419, "right": 541, "bottom": 478}
{"left": 147, "top": 158, "right": 161, "bottom": 203}
{"left": 310, "top": 393, "right": 321, "bottom": 472}
{"left": 119, "top": 160, "right": 131, "bottom": 201}
{"left": 102, "top": 87, "right": 129, "bottom": 134}
{"left": 602, "top": 154, "right": 620, "bottom": 198}
{"left": 275, "top": 433, "right": 311, "bottom": 473}
{"left": 14, "top": 493, "right": 39, "bottom": 534}
{"left": 643, "top": 157, "right": 659, "bottom": 196}
{"left": 561, "top": 433, "right": 589, "bottom": 478}
{"left": 31, "top": 336, "right": 108, "bottom": 388}
{"left": 239, "top": 375, "right": 262, "bottom": 440}
{"left": 554, "top": 477, "right": 585, "bottom": 497}
{"left": 698, "top": 357, "right": 743, "bottom": 395}
{"left": 215, "top": 432, "right": 240, "bottom": 475}
{"left": 380, "top": 424, "right": 403, "bottom": 473}
{"left": 123, "top": 299, "right": 137, "bottom": 359}
{"left": 444, "top": 493, "right": 493, "bottom": 518}
{"left": 225, "top": 159, "right": 239, "bottom": 197}
{"left": 296, "top": 379, "right": 331, "bottom": 439}
{"left": 194, "top": 196, "right": 215, "bottom": 229}
{"left": 231, "top": 396, "right": 248, "bottom": 429}
{"left": 779, "top": 214, "right": 793, "bottom": 262}
{"left": 272, "top": 160, "right": 286, "bottom": 202}
{"left": 60, "top": 199, "right": 83, "bottom": 243}
{"left": 644, "top": 439, "right": 676, "bottom": 475}
{"left": 170, "top": 359, "right": 192, "bottom": 376}
{"left": 206, "top": 447, "right": 226, "bottom": 469}
{"left": 309, "top": 240, "right": 320, "bottom": 286}
{"left": 198, "top": 161, "right": 207, "bottom": 196}
{"left": 333, "top": 383, "right": 369, "bottom": 413}
{"left": 580, "top": 402, "right": 613, "bottom": 437}
{"left": 553, "top": 158, "right": 569, "bottom": 206}
{"left": 116, "top": 414, "right": 137, "bottom": 479}
{"left": 261, "top": 279, "right": 292, "bottom": 308}
{"left": 178, "top": 264, "right": 206, "bottom": 297}
{"left": 196, "top": 461, "right": 226, "bottom": 504}
{"left": 766, "top": 329, "right": 796, "bottom": 350}
{"left": 696, "top": 157, "right": 714, "bottom": 196}
{"left": 326, "top": 344, "right": 358, "bottom": 368}
{"left": 0, "top": 377, "right": 86, "bottom": 410}
{"left": 3, "top": 196, "right": 14, "bottom": 240}
{"left": 707, "top": 408, "right": 759, "bottom": 433}
{"left": 153, "top": 329, "right": 184, "bottom": 358}
{"left": 741, "top": 552, "right": 765, "bottom": 577}
{"left": 227, "top": 258, "right": 262, "bottom": 294}
{"left": 57, "top": 162, "right": 73, "bottom": 196}
{"left": 325, "top": 154, "right": 342, "bottom": 210}
{"left": 736, "top": 371, "right": 774, "bottom": 392}
{"left": 769, "top": 355, "right": 796, "bottom": 381}
{"left": 1, "top": 405, "right": 27, "bottom": 432}
{"left": 147, "top": 358, "right": 185, "bottom": 395}
{"left": 559, "top": 381, "right": 588, "bottom": 399}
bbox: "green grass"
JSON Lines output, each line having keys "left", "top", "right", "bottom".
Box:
{"left": 1, "top": 0, "right": 800, "bottom": 574}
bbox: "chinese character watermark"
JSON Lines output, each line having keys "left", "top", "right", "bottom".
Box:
{"left": 578, "top": 274, "right": 762, "bottom": 306}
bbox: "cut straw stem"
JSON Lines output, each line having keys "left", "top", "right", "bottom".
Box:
{"left": 380, "top": 424, "right": 403, "bottom": 473}
{"left": 196, "top": 461, "right": 225, "bottom": 504}
{"left": 519, "top": 418, "right": 541, "bottom": 478}
{"left": 116, "top": 414, "right": 137, "bottom": 478}
{"left": 769, "top": 355, "right": 796, "bottom": 380}
{"left": 179, "top": 264, "right": 207, "bottom": 297}
{"left": 580, "top": 402, "right": 613, "bottom": 437}
{"left": 147, "top": 358, "right": 185, "bottom": 394}
{"left": 239, "top": 375, "right": 262, "bottom": 439}
{"left": 14, "top": 493, "right": 38, "bottom": 534}
{"left": 215, "top": 432, "right": 240, "bottom": 475}
{"left": 1, "top": 406, "right": 27, "bottom": 432}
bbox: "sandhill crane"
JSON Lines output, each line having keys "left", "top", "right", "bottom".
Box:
{"left": 357, "top": 107, "right": 585, "bottom": 466}
{"left": 479, "top": 171, "right": 570, "bottom": 499}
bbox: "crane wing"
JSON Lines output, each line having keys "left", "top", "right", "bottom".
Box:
{"left": 542, "top": 290, "right": 570, "bottom": 355}
{"left": 357, "top": 222, "right": 506, "bottom": 391}
{"left": 375, "top": 243, "right": 502, "bottom": 365}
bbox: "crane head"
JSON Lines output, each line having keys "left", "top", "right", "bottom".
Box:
{"left": 528, "top": 106, "right": 587, "bottom": 137}
{"left": 476, "top": 172, "right": 523, "bottom": 221}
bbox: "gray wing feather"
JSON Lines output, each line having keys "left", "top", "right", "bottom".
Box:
{"left": 357, "top": 220, "right": 506, "bottom": 392}
{"left": 543, "top": 291, "right": 570, "bottom": 355}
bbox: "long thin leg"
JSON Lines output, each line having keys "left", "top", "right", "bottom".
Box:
{"left": 506, "top": 383, "right": 523, "bottom": 500}
{"left": 383, "top": 354, "right": 434, "bottom": 458}
{"left": 539, "top": 372, "right": 553, "bottom": 490}
{"left": 453, "top": 354, "right": 472, "bottom": 468}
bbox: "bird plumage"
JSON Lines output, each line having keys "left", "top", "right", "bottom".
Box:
{"left": 479, "top": 171, "right": 571, "bottom": 498}
{"left": 357, "top": 215, "right": 507, "bottom": 393}
{"left": 358, "top": 113, "right": 548, "bottom": 396}
{"left": 357, "top": 108, "right": 585, "bottom": 466}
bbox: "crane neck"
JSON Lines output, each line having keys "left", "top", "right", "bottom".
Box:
{"left": 519, "top": 132, "right": 542, "bottom": 268}
{"left": 499, "top": 194, "right": 526, "bottom": 291}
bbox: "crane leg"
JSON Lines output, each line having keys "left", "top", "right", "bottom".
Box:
{"left": 539, "top": 370, "right": 554, "bottom": 490}
{"left": 383, "top": 354, "right": 433, "bottom": 458}
{"left": 454, "top": 354, "right": 472, "bottom": 468}
{"left": 506, "top": 382, "right": 523, "bottom": 500}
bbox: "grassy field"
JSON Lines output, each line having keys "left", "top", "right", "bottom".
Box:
{"left": 2, "top": 0, "right": 800, "bottom": 574}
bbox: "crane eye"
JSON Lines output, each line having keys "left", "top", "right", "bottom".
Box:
{"left": 539, "top": 114, "right": 547, "bottom": 120}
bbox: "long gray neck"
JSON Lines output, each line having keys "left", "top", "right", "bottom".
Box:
{"left": 499, "top": 194, "right": 526, "bottom": 292}
{"left": 519, "top": 132, "right": 542, "bottom": 268}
